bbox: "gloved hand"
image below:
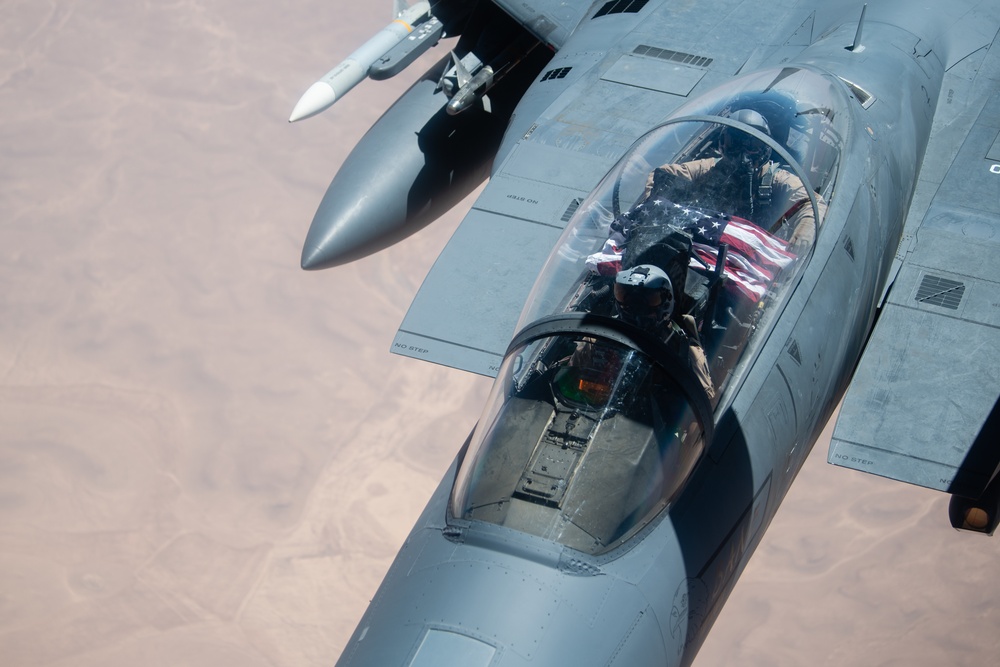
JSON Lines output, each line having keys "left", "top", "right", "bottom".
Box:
{"left": 789, "top": 218, "right": 815, "bottom": 253}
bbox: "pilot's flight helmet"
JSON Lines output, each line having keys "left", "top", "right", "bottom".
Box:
{"left": 614, "top": 265, "right": 674, "bottom": 331}
{"left": 726, "top": 91, "right": 800, "bottom": 147}
{"left": 720, "top": 108, "right": 772, "bottom": 169}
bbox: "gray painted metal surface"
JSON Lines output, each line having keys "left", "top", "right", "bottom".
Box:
{"left": 289, "top": 1, "right": 1000, "bottom": 665}
{"left": 831, "top": 75, "right": 1000, "bottom": 496}
{"left": 393, "top": 143, "right": 613, "bottom": 374}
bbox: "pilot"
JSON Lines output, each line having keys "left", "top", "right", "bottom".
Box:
{"left": 613, "top": 265, "right": 715, "bottom": 400}
{"left": 645, "top": 109, "right": 822, "bottom": 252}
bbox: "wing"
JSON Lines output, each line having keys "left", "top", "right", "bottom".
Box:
{"left": 829, "top": 25, "right": 1000, "bottom": 501}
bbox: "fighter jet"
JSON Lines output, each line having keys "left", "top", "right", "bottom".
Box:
{"left": 289, "top": 0, "right": 1000, "bottom": 664}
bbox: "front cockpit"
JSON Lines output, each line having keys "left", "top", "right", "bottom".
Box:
{"left": 451, "top": 314, "right": 714, "bottom": 555}
{"left": 449, "top": 67, "right": 847, "bottom": 556}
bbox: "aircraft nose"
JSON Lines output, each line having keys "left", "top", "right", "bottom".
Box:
{"left": 299, "top": 206, "right": 367, "bottom": 271}
{"left": 299, "top": 167, "right": 405, "bottom": 270}
{"left": 336, "top": 547, "right": 680, "bottom": 666}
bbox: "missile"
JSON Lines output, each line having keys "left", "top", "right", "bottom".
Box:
{"left": 289, "top": 2, "right": 432, "bottom": 122}
{"left": 443, "top": 32, "right": 540, "bottom": 116}
{"left": 370, "top": 15, "right": 445, "bottom": 80}
{"left": 446, "top": 65, "right": 494, "bottom": 115}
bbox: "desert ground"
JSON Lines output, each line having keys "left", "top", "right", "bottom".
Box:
{"left": 1, "top": 2, "right": 996, "bottom": 666}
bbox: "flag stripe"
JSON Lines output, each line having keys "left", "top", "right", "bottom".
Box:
{"left": 589, "top": 199, "right": 798, "bottom": 303}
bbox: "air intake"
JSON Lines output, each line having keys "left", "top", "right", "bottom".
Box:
{"left": 633, "top": 45, "right": 713, "bottom": 69}
{"left": 594, "top": 0, "right": 649, "bottom": 18}
{"left": 541, "top": 67, "right": 573, "bottom": 81}
{"left": 916, "top": 274, "right": 965, "bottom": 310}
{"left": 562, "top": 198, "right": 583, "bottom": 223}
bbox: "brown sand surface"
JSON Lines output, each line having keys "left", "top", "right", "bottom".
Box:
{"left": 1, "top": 2, "right": 996, "bottom": 666}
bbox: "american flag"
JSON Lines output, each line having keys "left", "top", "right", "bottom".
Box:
{"left": 587, "top": 198, "right": 797, "bottom": 302}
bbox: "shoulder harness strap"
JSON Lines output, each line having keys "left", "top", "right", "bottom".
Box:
{"left": 757, "top": 161, "right": 774, "bottom": 208}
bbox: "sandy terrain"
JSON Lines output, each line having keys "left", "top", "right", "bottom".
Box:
{"left": 0, "top": 2, "right": 996, "bottom": 666}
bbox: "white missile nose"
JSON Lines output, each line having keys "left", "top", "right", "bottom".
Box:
{"left": 289, "top": 81, "right": 337, "bottom": 122}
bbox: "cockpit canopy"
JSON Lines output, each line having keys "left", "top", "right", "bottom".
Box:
{"left": 518, "top": 66, "right": 846, "bottom": 335}
{"left": 449, "top": 67, "right": 848, "bottom": 557}
{"left": 451, "top": 327, "right": 708, "bottom": 555}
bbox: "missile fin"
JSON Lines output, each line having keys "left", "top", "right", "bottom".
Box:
{"left": 452, "top": 51, "right": 472, "bottom": 87}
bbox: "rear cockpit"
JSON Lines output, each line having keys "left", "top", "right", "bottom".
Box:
{"left": 449, "top": 67, "right": 847, "bottom": 556}
{"left": 517, "top": 67, "right": 846, "bottom": 403}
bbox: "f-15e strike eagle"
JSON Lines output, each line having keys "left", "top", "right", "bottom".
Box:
{"left": 289, "top": 1, "right": 1000, "bottom": 664}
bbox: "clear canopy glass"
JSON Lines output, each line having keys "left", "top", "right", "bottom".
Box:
{"left": 518, "top": 66, "right": 846, "bottom": 334}
{"left": 450, "top": 66, "right": 848, "bottom": 556}
{"left": 451, "top": 332, "right": 707, "bottom": 555}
